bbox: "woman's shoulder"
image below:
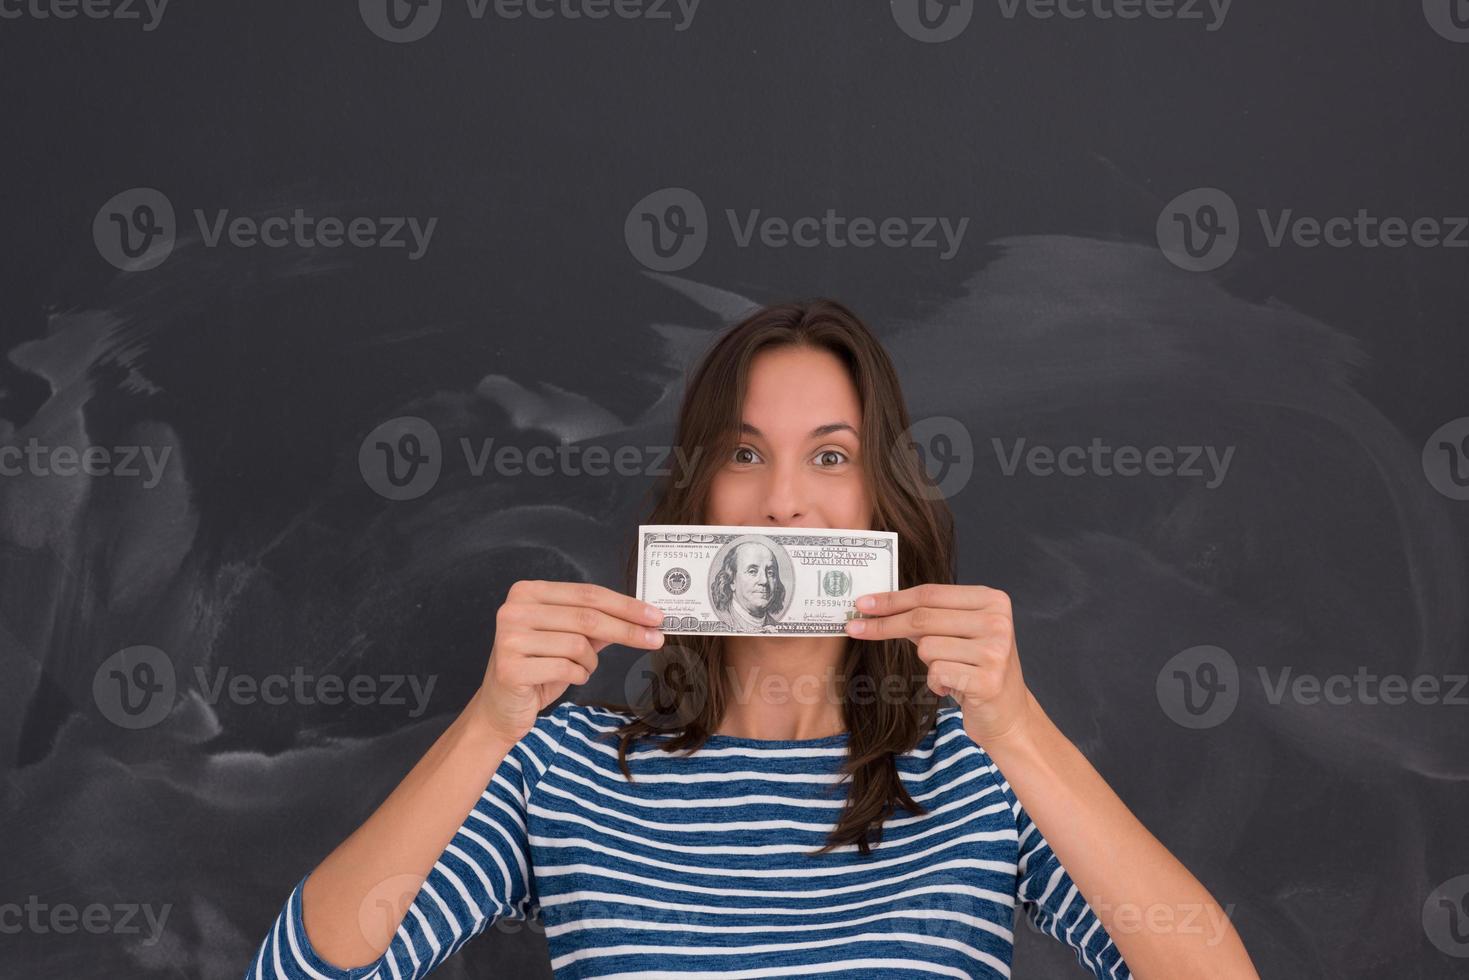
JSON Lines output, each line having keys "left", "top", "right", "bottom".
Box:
{"left": 915, "top": 703, "right": 998, "bottom": 767}
{"left": 925, "top": 703, "right": 1022, "bottom": 816}
{"left": 931, "top": 703, "right": 972, "bottom": 744}
{"left": 526, "top": 700, "right": 647, "bottom": 757}
{"left": 931, "top": 703, "right": 1009, "bottom": 751}
{"left": 534, "top": 700, "right": 638, "bottom": 741}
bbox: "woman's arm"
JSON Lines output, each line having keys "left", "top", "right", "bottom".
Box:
{"left": 847, "top": 582, "right": 1259, "bottom": 979}
{"left": 246, "top": 700, "right": 576, "bottom": 980}
{"left": 980, "top": 688, "right": 1258, "bottom": 978}
{"left": 298, "top": 694, "right": 518, "bottom": 969}
{"left": 247, "top": 579, "right": 665, "bottom": 975}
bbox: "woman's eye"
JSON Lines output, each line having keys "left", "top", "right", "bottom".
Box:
{"left": 815, "top": 449, "right": 848, "bottom": 467}
{"left": 731, "top": 446, "right": 761, "bottom": 464}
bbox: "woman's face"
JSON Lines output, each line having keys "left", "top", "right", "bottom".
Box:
{"left": 705, "top": 345, "right": 874, "bottom": 531}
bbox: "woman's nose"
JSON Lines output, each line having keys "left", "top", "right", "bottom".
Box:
{"left": 762, "top": 459, "right": 805, "bottom": 525}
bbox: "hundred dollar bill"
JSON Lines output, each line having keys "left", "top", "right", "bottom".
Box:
{"left": 634, "top": 524, "right": 899, "bottom": 636}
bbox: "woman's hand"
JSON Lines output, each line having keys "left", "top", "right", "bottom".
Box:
{"left": 843, "top": 583, "right": 1035, "bottom": 745}
{"left": 472, "top": 580, "right": 666, "bottom": 745}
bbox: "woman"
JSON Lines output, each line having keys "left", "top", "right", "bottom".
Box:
{"left": 245, "top": 299, "right": 1258, "bottom": 979}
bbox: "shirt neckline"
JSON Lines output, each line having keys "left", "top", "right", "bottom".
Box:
{"left": 700, "top": 729, "right": 851, "bottom": 749}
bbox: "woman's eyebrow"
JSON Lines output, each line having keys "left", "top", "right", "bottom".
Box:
{"left": 740, "top": 421, "right": 858, "bottom": 439}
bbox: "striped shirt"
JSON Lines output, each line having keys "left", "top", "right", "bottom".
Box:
{"left": 247, "top": 702, "right": 1132, "bottom": 979}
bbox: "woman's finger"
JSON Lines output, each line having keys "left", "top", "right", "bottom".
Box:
{"left": 855, "top": 583, "right": 1008, "bottom": 617}
{"left": 502, "top": 598, "right": 664, "bottom": 652}
{"left": 845, "top": 606, "right": 990, "bottom": 642}
{"left": 925, "top": 659, "right": 980, "bottom": 699}
{"left": 515, "top": 631, "right": 600, "bottom": 673}
{"left": 511, "top": 579, "right": 664, "bottom": 628}
{"left": 507, "top": 654, "right": 590, "bottom": 689}
{"left": 913, "top": 634, "right": 988, "bottom": 667}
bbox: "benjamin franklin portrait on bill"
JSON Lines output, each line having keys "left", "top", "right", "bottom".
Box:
{"left": 709, "top": 535, "right": 792, "bottom": 632}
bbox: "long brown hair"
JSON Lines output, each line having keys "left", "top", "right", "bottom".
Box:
{"left": 597, "top": 298, "right": 956, "bottom": 856}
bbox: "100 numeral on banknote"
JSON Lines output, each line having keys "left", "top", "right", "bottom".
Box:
{"left": 635, "top": 524, "right": 899, "bottom": 636}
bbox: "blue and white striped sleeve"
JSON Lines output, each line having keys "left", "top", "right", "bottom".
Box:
{"left": 987, "top": 754, "right": 1134, "bottom": 980}
{"left": 244, "top": 702, "right": 575, "bottom": 980}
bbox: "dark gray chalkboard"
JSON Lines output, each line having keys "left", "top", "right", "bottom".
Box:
{"left": 1, "top": 2, "right": 1467, "bottom": 977}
